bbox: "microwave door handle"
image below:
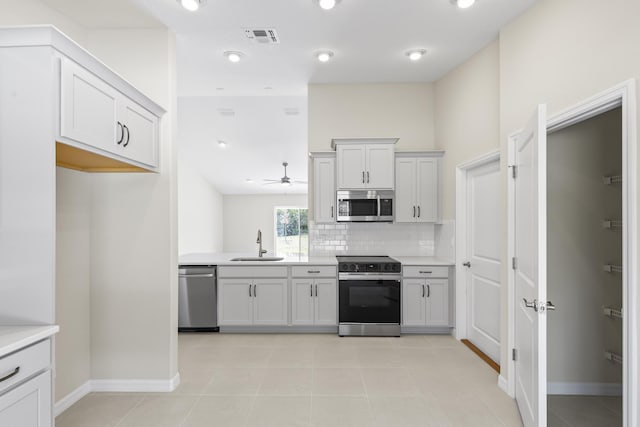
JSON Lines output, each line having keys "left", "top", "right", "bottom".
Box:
{"left": 377, "top": 195, "right": 381, "bottom": 218}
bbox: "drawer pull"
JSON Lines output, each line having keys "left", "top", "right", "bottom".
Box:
{"left": 419, "top": 271, "right": 432, "bottom": 274}
{"left": 308, "top": 270, "right": 320, "bottom": 274}
{"left": 0, "top": 366, "right": 20, "bottom": 383}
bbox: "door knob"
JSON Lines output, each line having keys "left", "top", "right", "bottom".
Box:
{"left": 523, "top": 298, "right": 538, "bottom": 312}
{"left": 462, "top": 262, "right": 471, "bottom": 268}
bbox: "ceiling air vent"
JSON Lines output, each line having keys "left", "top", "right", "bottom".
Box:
{"left": 244, "top": 28, "right": 280, "bottom": 44}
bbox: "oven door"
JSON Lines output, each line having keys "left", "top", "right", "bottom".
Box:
{"left": 339, "top": 276, "right": 401, "bottom": 324}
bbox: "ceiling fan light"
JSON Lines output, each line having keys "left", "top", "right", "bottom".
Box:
{"left": 179, "top": 0, "right": 201, "bottom": 11}
{"left": 316, "top": 50, "right": 334, "bottom": 63}
{"left": 316, "top": 0, "right": 339, "bottom": 10}
{"left": 453, "top": 0, "right": 476, "bottom": 9}
{"left": 406, "top": 49, "right": 427, "bottom": 61}
{"left": 218, "top": 140, "right": 227, "bottom": 148}
{"left": 281, "top": 180, "right": 292, "bottom": 187}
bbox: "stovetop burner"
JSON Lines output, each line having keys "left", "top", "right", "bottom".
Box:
{"left": 336, "top": 256, "right": 401, "bottom": 273}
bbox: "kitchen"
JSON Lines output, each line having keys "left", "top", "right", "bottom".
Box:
{"left": 0, "top": 0, "right": 639, "bottom": 426}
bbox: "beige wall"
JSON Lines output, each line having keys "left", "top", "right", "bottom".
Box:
{"left": 498, "top": 0, "right": 640, "bottom": 377}
{"left": 435, "top": 41, "right": 500, "bottom": 219}
{"left": 308, "top": 83, "right": 435, "bottom": 152}
{"left": 223, "top": 194, "right": 308, "bottom": 254}
{"left": 0, "top": 0, "right": 87, "bottom": 43}
{"left": 178, "top": 160, "right": 224, "bottom": 255}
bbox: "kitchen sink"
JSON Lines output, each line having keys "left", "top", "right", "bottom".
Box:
{"left": 229, "top": 257, "right": 285, "bottom": 262}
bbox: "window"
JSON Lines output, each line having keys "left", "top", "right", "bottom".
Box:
{"left": 274, "top": 207, "right": 308, "bottom": 258}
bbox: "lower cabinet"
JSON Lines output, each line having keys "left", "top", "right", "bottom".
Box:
{"left": 0, "top": 370, "right": 51, "bottom": 427}
{"left": 218, "top": 278, "right": 288, "bottom": 326}
{"left": 402, "top": 277, "right": 449, "bottom": 327}
{"left": 291, "top": 278, "right": 337, "bottom": 326}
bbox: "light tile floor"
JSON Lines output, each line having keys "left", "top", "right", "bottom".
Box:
{"left": 548, "top": 395, "right": 622, "bottom": 427}
{"left": 56, "top": 333, "right": 524, "bottom": 427}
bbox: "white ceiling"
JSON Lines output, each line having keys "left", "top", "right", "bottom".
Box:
{"left": 38, "top": 0, "right": 537, "bottom": 195}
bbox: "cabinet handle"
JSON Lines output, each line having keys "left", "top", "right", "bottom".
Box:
{"left": 249, "top": 284, "right": 252, "bottom": 297}
{"left": 418, "top": 271, "right": 432, "bottom": 274}
{"left": 417, "top": 206, "right": 420, "bottom": 218}
{"left": 427, "top": 284, "right": 430, "bottom": 298}
{"left": 362, "top": 171, "right": 365, "bottom": 183}
{"left": 0, "top": 366, "right": 20, "bottom": 383}
{"left": 422, "top": 284, "right": 425, "bottom": 298}
{"left": 123, "top": 124, "right": 130, "bottom": 147}
{"left": 315, "top": 284, "right": 318, "bottom": 297}
{"left": 254, "top": 284, "right": 257, "bottom": 297}
{"left": 116, "top": 121, "right": 124, "bottom": 145}
{"left": 331, "top": 206, "right": 334, "bottom": 218}
{"left": 413, "top": 206, "right": 416, "bottom": 218}
{"left": 308, "top": 270, "right": 320, "bottom": 274}
{"left": 366, "top": 171, "right": 370, "bottom": 183}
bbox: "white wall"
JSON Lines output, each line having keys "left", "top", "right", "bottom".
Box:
{"left": 547, "top": 108, "right": 623, "bottom": 385}
{"left": 223, "top": 194, "right": 307, "bottom": 254}
{"left": 178, "top": 159, "right": 223, "bottom": 255}
{"left": 498, "top": 0, "right": 640, "bottom": 379}
{"left": 308, "top": 83, "right": 435, "bottom": 152}
{"left": 435, "top": 41, "right": 500, "bottom": 220}
{"left": 0, "top": 0, "right": 87, "bottom": 43}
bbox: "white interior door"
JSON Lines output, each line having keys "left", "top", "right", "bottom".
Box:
{"left": 513, "top": 105, "right": 547, "bottom": 427}
{"left": 464, "top": 158, "right": 501, "bottom": 363}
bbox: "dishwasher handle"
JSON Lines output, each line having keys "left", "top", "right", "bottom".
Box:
{"left": 178, "top": 273, "right": 215, "bottom": 278}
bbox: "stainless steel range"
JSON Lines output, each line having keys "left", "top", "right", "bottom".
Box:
{"left": 337, "top": 256, "right": 401, "bottom": 337}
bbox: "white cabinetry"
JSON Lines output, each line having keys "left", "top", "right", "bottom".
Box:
{"left": 218, "top": 267, "right": 288, "bottom": 326}
{"left": 291, "top": 266, "right": 337, "bottom": 326}
{"left": 313, "top": 155, "right": 336, "bottom": 223}
{"left": 333, "top": 139, "right": 397, "bottom": 190}
{"left": 60, "top": 57, "right": 159, "bottom": 169}
{"left": 402, "top": 266, "right": 450, "bottom": 328}
{"left": 395, "top": 153, "right": 442, "bottom": 223}
{"left": 0, "top": 338, "right": 54, "bottom": 427}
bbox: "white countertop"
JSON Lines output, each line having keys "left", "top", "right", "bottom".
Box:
{"left": 0, "top": 325, "right": 59, "bottom": 358}
{"left": 391, "top": 256, "right": 455, "bottom": 266}
{"left": 179, "top": 253, "right": 338, "bottom": 266}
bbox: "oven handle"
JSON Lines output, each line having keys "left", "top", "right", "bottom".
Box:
{"left": 339, "top": 273, "right": 401, "bottom": 281}
{"left": 377, "top": 195, "right": 381, "bottom": 218}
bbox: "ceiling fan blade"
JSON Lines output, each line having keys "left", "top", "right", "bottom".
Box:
{"left": 262, "top": 181, "right": 282, "bottom": 185}
{"left": 292, "top": 180, "right": 308, "bottom": 184}
{"left": 262, "top": 179, "right": 280, "bottom": 182}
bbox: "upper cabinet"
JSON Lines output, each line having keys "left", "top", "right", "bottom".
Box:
{"left": 313, "top": 154, "right": 336, "bottom": 223}
{"left": 333, "top": 138, "right": 397, "bottom": 190}
{"left": 59, "top": 57, "right": 159, "bottom": 171}
{"left": 395, "top": 152, "right": 443, "bottom": 223}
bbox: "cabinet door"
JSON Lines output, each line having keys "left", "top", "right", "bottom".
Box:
{"left": 366, "top": 144, "right": 395, "bottom": 189}
{"left": 253, "top": 279, "right": 288, "bottom": 325}
{"left": 60, "top": 57, "right": 119, "bottom": 155}
{"left": 118, "top": 98, "right": 159, "bottom": 168}
{"left": 416, "top": 158, "right": 439, "bottom": 222}
{"left": 395, "top": 158, "right": 417, "bottom": 223}
{"left": 0, "top": 370, "right": 51, "bottom": 427}
{"left": 402, "top": 279, "right": 426, "bottom": 326}
{"left": 425, "top": 279, "right": 449, "bottom": 326}
{"left": 314, "top": 279, "right": 337, "bottom": 325}
{"left": 314, "top": 157, "right": 336, "bottom": 223}
{"left": 218, "top": 279, "right": 252, "bottom": 325}
{"left": 291, "top": 279, "right": 314, "bottom": 325}
{"left": 337, "top": 145, "right": 366, "bottom": 189}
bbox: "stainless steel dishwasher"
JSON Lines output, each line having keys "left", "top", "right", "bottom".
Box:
{"left": 178, "top": 265, "right": 219, "bottom": 332}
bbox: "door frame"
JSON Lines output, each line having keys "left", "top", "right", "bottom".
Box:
{"left": 454, "top": 149, "right": 501, "bottom": 341}
{"left": 506, "top": 79, "right": 638, "bottom": 427}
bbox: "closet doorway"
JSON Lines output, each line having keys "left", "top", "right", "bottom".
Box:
{"left": 507, "top": 80, "right": 638, "bottom": 427}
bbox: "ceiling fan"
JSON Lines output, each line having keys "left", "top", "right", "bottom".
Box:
{"left": 263, "top": 162, "right": 307, "bottom": 187}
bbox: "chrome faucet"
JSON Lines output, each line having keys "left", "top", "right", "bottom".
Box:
{"left": 256, "top": 229, "right": 267, "bottom": 257}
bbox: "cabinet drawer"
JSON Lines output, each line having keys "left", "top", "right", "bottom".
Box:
{"left": 218, "top": 266, "right": 288, "bottom": 278}
{"left": 402, "top": 266, "right": 449, "bottom": 278}
{"left": 0, "top": 340, "right": 50, "bottom": 395}
{"left": 291, "top": 266, "right": 336, "bottom": 277}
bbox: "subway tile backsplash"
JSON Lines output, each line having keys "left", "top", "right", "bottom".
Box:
{"left": 309, "top": 221, "right": 453, "bottom": 257}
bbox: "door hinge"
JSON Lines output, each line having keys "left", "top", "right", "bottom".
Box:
{"left": 512, "top": 257, "right": 517, "bottom": 270}
{"left": 509, "top": 165, "right": 517, "bottom": 179}
{"left": 512, "top": 348, "right": 517, "bottom": 361}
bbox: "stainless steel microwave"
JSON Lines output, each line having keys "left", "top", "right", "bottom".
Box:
{"left": 336, "top": 190, "right": 394, "bottom": 222}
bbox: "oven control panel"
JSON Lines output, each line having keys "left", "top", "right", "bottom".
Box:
{"left": 337, "top": 259, "right": 401, "bottom": 273}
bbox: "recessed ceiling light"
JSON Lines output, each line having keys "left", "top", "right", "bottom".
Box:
{"left": 315, "top": 0, "right": 340, "bottom": 10}
{"left": 451, "top": 0, "right": 476, "bottom": 9}
{"left": 224, "top": 51, "right": 244, "bottom": 63}
{"left": 315, "top": 50, "right": 334, "bottom": 62}
{"left": 406, "top": 49, "right": 427, "bottom": 61}
{"left": 218, "top": 140, "right": 227, "bottom": 148}
{"left": 246, "top": 179, "right": 254, "bottom": 183}
{"left": 178, "top": 0, "right": 204, "bottom": 11}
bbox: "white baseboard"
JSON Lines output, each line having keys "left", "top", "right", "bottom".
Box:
{"left": 54, "top": 373, "right": 181, "bottom": 417}
{"left": 498, "top": 375, "right": 511, "bottom": 396}
{"left": 548, "top": 382, "right": 622, "bottom": 396}
{"left": 54, "top": 381, "right": 91, "bottom": 417}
